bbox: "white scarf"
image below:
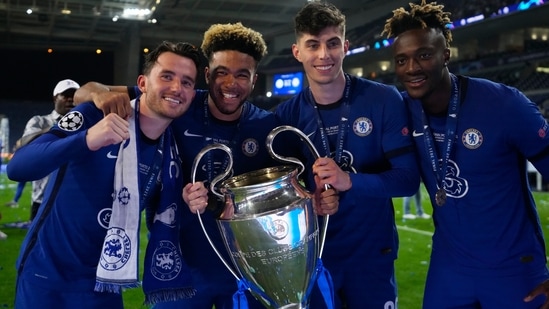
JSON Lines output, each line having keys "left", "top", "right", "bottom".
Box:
{"left": 95, "top": 108, "right": 141, "bottom": 292}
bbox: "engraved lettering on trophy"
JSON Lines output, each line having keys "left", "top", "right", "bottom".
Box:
{"left": 261, "top": 246, "right": 305, "bottom": 265}
{"left": 258, "top": 230, "right": 319, "bottom": 265}
{"left": 230, "top": 250, "right": 267, "bottom": 259}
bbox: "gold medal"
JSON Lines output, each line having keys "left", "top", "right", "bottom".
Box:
{"left": 435, "top": 188, "right": 446, "bottom": 206}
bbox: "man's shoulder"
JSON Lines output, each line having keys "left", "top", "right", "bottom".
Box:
{"left": 27, "top": 112, "right": 53, "bottom": 122}
{"left": 24, "top": 112, "right": 54, "bottom": 128}
{"left": 276, "top": 91, "right": 307, "bottom": 110}
{"left": 245, "top": 101, "right": 273, "bottom": 117}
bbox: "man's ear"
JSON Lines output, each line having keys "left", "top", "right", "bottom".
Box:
{"left": 137, "top": 74, "right": 146, "bottom": 92}
{"left": 444, "top": 48, "right": 451, "bottom": 65}
{"left": 204, "top": 66, "right": 210, "bottom": 84}
{"left": 292, "top": 43, "right": 301, "bottom": 62}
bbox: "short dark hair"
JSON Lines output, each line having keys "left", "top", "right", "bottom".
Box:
{"left": 294, "top": 1, "right": 346, "bottom": 39}
{"left": 142, "top": 41, "right": 201, "bottom": 75}
{"left": 382, "top": 0, "right": 453, "bottom": 47}
{"left": 201, "top": 22, "right": 267, "bottom": 66}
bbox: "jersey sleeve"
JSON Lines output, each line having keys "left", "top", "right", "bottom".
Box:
{"left": 504, "top": 88, "right": 549, "bottom": 176}
{"left": 348, "top": 87, "right": 419, "bottom": 198}
{"left": 7, "top": 103, "right": 101, "bottom": 182}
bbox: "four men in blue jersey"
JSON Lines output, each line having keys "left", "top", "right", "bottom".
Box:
{"left": 9, "top": 0, "right": 549, "bottom": 308}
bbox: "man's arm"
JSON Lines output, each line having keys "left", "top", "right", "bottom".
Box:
{"left": 18, "top": 129, "right": 49, "bottom": 147}
{"left": 74, "top": 82, "right": 133, "bottom": 118}
{"left": 19, "top": 115, "right": 53, "bottom": 147}
{"left": 8, "top": 108, "right": 129, "bottom": 182}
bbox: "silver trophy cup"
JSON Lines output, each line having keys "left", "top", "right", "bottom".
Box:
{"left": 191, "top": 126, "right": 330, "bottom": 309}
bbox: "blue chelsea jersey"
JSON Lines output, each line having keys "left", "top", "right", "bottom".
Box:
{"left": 9, "top": 103, "right": 127, "bottom": 291}
{"left": 275, "top": 75, "right": 419, "bottom": 261}
{"left": 405, "top": 75, "right": 549, "bottom": 275}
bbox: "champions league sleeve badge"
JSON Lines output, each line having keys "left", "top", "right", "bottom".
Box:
{"left": 58, "top": 111, "right": 84, "bottom": 132}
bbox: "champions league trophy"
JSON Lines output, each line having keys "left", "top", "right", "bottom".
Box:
{"left": 191, "top": 126, "right": 332, "bottom": 309}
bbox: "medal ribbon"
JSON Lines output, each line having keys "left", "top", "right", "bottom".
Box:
{"left": 134, "top": 98, "right": 165, "bottom": 210}
{"left": 203, "top": 96, "right": 241, "bottom": 183}
{"left": 421, "top": 74, "right": 460, "bottom": 195}
{"left": 307, "top": 73, "right": 353, "bottom": 164}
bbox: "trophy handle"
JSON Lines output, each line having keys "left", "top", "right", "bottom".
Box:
{"left": 266, "top": 125, "right": 330, "bottom": 258}
{"left": 266, "top": 125, "right": 322, "bottom": 178}
{"left": 191, "top": 143, "right": 233, "bottom": 197}
{"left": 190, "top": 143, "right": 240, "bottom": 280}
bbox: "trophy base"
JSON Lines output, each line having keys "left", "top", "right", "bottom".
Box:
{"left": 279, "top": 304, "right": 308, "bottom": 309}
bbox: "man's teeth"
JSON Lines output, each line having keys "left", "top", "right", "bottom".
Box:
{"left": 317, "top": 65, "right": 331, "bottom": 70}
{"left": 165, "top": 97, "right": 180, "bottom": 104}
{"left": 223, "top": 93, "right": 237, "bottom": 99}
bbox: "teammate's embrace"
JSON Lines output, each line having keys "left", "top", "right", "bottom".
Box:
{"left": 7, "top": 41, "right": 200, "bottom": 308}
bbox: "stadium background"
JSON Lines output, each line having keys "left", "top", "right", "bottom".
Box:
{"left": 0, "top": 1, "right": 549, "bottom": 308}
{"left": 1, "top": 0, "right": 548, "bottom": 156}
{"left": 1, "top": 0, "right": 549, "bottom": 155}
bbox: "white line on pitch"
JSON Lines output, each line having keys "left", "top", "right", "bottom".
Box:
{"left": 397, "top": 225, "right": 433, "bottom": 236}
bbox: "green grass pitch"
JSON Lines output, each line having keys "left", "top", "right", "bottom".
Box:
{"left": 1, "top": 176, "right": 548, "bottom": 308}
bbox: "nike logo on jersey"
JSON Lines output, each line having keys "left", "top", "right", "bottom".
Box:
{"left": 412, "top": 130, "right": 424, "bottom": 137}
{"left": 184, "top": 129, "right": 203, "bottom": 137}
{"left": 107, "top": 151, "right": 117, "bottom": 159}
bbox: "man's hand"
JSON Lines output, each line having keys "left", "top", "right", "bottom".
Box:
{"left": 74, "top": 82, "right": 132, "bottom": 118}
{"left": 313, "top": 181, "right": 339, "bottom": 216}
{"left": 183, "top": 182, "right": 209, "bottom": 214}
{"left": 91, "top": 91, "right": 132, "bottom": 119}
{"left": 85, "top": 113, "right": 130, "bottom": 151}
{"left": 524, "top": 279, "right": 549, "bottom": 308}
{"left": 312, "top": 157, "right": 352, "bottom": 192}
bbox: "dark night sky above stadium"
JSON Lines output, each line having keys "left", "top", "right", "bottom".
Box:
{"left": 2, "top": 49, "right": 115, "bottom": 101}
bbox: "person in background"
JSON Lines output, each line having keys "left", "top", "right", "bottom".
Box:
{"left": 7, "top": 41, "right": 200, "bottom": 308}
{"left": 5, "top": 139, "right": 28, "bottom": 209}
{"left": 18, "top": 78, "right": 80, "bottom": 225}
{"left": 0, "top": 213, "right": 6, "bottom": 240}
{"left": 383, "top": 1, "right": 549, "bottom": 307}
{"left": 4, "top": 181, "right": 26, "bottom": 208}
{"left": 74, "top": 22, "right": 339, "bottom": 309}
{"left": 402, "top": 189, "right": 430, "bottom": 220}
{"left": 0, "top": 139, "right": 5, "bottom": 240}
{"left": 273, "top": 2, "right": 420, "bottom": 308}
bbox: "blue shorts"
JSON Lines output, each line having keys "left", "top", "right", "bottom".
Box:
{"left": 309, "top": 257, "right": 397, "bottom": 309}
{"left": 15, "top": 275, "right": 123, "bottom": 309}
{"left": 423, "top": 253, "right": 549, "bottom": 309}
